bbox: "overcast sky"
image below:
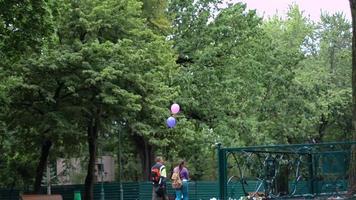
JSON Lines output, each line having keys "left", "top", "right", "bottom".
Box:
{"left": 225, "top": 0, "right": 351, "bottom": 22}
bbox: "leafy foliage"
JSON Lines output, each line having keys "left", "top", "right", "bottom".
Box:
{"left": 0, "top": 0, "right": 353, "bottom": 189}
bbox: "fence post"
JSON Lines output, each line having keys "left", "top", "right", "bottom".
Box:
{"left": 194, "top": 181, "right": 197, "bottom": 200}
{"left": 308, "top": 153, "right": 315, "bottom": 195}
{"left": 217, "top": 143, "right": 226, "bottom": 200}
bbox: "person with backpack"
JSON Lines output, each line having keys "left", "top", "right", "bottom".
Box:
{"left": 172, "top": 160, "right": 189, "bottom": 200}
{"left": 151, "top": 156, "right": 169, "bottom": 200}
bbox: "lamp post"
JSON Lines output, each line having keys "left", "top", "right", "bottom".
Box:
{"left": 98, "top": 158, "right": 105, "bottom": 200}
{"left": 118, "top": 125, "right": 124, "bottom": 200}
{"left": 46, "top": 160, "right": 51, "bottom": 195}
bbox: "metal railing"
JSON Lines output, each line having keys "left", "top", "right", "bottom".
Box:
{"left": 217, "top": 141, "right": 356, "bottom": 199}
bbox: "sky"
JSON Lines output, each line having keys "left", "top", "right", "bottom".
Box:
{"left": 225, "top": 0, "right": 351, "bottom": 22}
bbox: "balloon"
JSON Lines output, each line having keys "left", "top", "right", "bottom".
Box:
{"left": 171, "top": 103, "right": 180, "bottom": 114}
{"left": 166, "top": 117, "right": 176, "bottom": 128}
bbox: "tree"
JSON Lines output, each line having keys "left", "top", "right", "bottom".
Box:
{"left": 51, "top": 0, "right": 178, "bottom": 198}
{"left": 314, "top": 12, "right": 352, "bottom": 142}
{"left": 259, "top": 4, "right": 318, "bottom": 144}
{"left": 0, "top": 0, "right": 58, "bottom": 192}
{"left": 348, "top": 0, "right": 356, "bottom": 195}
{"left": 1, "top": 1, "right": 178, "bottom": 199}
{"left": 170, "top": 2, "right": 285, "bottom": 176}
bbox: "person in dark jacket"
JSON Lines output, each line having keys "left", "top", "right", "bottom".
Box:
{"left": 151, "top": 156, "right": 169, "bottom": 200}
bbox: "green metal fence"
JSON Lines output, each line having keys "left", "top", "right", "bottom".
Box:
{"left": 0, "top": 181, "right": 220, "bottom": 200}
{"left": 0, "top": 188, "right": 19, "bottom": 200}
{"left": 2, "top": 142, "right": 354, "bottom": 200}
{"left": 217, "top": 141, "right": 356, "bottom": 199}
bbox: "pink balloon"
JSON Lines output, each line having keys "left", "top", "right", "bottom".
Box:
{"left": 171, "top": 103, "right": 180, "bottom": 114}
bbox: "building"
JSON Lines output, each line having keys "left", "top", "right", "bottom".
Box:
{"left": 56, "top": 156, "right": 115, "bottom": 185}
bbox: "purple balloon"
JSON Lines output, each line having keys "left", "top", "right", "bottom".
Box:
{"left": 166, "top": 116, "right": 176, "bottom": 128}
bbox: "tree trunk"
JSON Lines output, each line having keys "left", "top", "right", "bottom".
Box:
{"left": 143, "top": 140, "right": 153, "bottom": 181}
{"left": 349, "top": 0, "right": 356, "bottom": 195}
{"left": 83, "top": 117, "right": 99, "bottom": 200}
{"left": 133, "top": 135, "right": 153, "bottom": 181}
{"left": 33, "top": 139, "right": 52, "bottom": 193}
{"left": 315, "top": 114, "right": 328, "bottom": 143}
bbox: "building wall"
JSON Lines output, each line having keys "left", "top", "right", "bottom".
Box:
{"left": 56, "top": 156, "right": 115, "bottom": 185}
{"left": 99, "top": 155, "right": 116, "bottom": 182}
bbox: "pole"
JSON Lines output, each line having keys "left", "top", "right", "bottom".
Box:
{"left": 100, "top": 157, "right": 105, "bottom": 200}
{"left": 308, "top": 153, "right": 314, "bottom": 195}
{"left": 100, "top": 177, "right": 105, "bottom": 200}
{"left": 47, "top": 161, "right": 51, "bottom": 195}
{"left": 118, "top": 126, "right": 124, "bottom": 200}
{"left": 217, "top": 143, "right": 227, "bottom": 200}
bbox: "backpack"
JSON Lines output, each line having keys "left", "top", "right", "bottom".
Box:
{"left": 151, "top": 165, "right": 163, "bottom": 184}
{"left": 171, "top": 171, "right": 182, "bottom": 189}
